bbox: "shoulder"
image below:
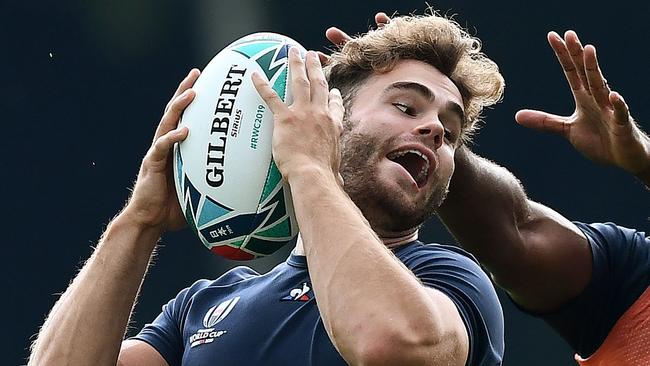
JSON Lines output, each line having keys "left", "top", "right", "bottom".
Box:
{"left": 541, "top": 222, "right": 650, "bottom": 357}
{"left": 135, "top": 266, "right": 262, "bottom": 340}
{"left": 574, "top": 221, "right": 650, "bottom": 301}
{"left": 395, "top": 241, "right": 504, "bottom": 364}
{"left": 394, "top": 240, "right": 501, "bottom": 314}
{"left": 170, "top": 266, "right": 261, "bottom": 308}
{"left": 574, "top": 221, "right": 650, "bottom": 276}
{"left": 395, "top": 240, "right": 484, "bottom": 275}
{"left": 130, "top": 266, "right": 265, "bottom": 366}
{"left": 212, "top": 265, "right": 261, "bottom": 285}
{"left": 574, "top": 221, "right": 648, "bottom": 247}
{"left": 393, "top": 241, "right": 492, "bottom": 295}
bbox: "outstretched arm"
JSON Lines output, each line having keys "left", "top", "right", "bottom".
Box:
{"left": 28, "top": 70, "right": 200, "bottom": 366}
{"left": 325, "top": 13, "right": 594, "bottom": 313}
{"left": 437, "top": 148, "right": 591, "bottom": 312}
{"left": 440, "top": 31, "right": 650, "bottom": 312}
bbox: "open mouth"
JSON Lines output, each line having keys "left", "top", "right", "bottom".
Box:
{"left": 387, "top": 149, "right": 430, "bottom": 188}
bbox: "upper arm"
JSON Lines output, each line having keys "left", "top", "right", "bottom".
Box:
{"left": 440, "top": 150, "right": 592, "bottom": 312}
{"left": 498, "top": 201, "right": 592, "bottom": 312}
{"left": 117, "top": 339, "right": 169, "bottom": 366}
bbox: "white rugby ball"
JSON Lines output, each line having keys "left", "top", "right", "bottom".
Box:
{"left": 173, "top": 32, "right": 304, "bottom": 260}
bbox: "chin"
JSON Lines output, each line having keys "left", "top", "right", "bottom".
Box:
{"left": 339, "top": 130, "right": 449, "bottom": 233}
{"left": 380, "top": 187, "right": 441, "bottom": 231}
{"left": 346, "top": 176, "right": 446, "bottom": 234}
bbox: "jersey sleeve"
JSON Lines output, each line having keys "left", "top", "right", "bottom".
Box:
{"left": 538, "top": 222, "right": 650, "bottom": 358}
{"left": 130, "top": 279, "right": 212, "bottom": 366}
{"left": 398, "top": 243, "right": 505, "bottom": 366}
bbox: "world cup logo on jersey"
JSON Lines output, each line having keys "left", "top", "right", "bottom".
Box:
{"left": 203, "top": 296, "right": 240, "bottom": 327}
{"left": 190, "top": 296, "right": 240, "bottom": 348}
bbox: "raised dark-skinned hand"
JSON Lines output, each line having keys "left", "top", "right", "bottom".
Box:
{"left": 516, "top": 31, "right": 650, "bottom": 184}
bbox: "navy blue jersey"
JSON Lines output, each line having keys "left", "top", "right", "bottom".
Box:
{"left": 132, "top": 241, "right": 504, "bottom": 365}
{"left": 535, "top": 222, "right": 650, "bottom": 358}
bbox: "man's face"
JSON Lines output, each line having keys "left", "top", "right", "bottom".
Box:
{"left": 340, "top": 59, "right": 465, "bottom": 236}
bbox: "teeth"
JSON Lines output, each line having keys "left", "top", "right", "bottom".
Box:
{"left": 387, "top": 149, "right": 430, "bottom": 183}
{"left": 387, "top": 149, "right": 429, "bottom": 164}
{"left": 417, "top": 162, "right": 429, "bottom": 182}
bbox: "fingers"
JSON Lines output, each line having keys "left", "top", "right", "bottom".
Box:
{"left": 306, "top": 51, "right": 329, "bottom": 105}
{"left": 254, "top": 49, "right": 330, "bottom": 111}
{"left": 325, "top": 12, "right": 390, "bottom": 47}
{"left": 326, "top": 27, "right": 352, "bottom": 46}
{"left": 317, "top": 51, "right": 331, "bottom": 66}
{"left": 251, "top": 72, "right": 288, "bottom": 115}
{"left": 289, "top": 47, "right": 310, "bottom": 105}
{"left": 515, "top": 109, "right": 570, "bottom": 137}
{"left": 155, "top": 88, "right": 195, "bottom": 141}
{"left": 550, "top": 30, "right": 614, "bottom": 110}
{"left": 165, "top": 69, "right": 200, "bottom": 113}
{"left": 155, "top": 69, "right": 199, "bottom": 141}
{"left": 564, "top": 31, "right": 589, "bottom": 91}
{"left": 375, "top": 12, "right": 391, "bottom": 27}
{"left": 584, "top": 45, "right": 612, "bottom": 109}
{"left": 149, "top": 127, "right": 189, "bottom": 164}
{"left": 610, "top": 91, "right": 631, "bottom": 126}
{"left": 548, "top": 31, "right": 583, "bottom": 92}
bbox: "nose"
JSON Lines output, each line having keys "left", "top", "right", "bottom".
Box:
{"left": 413, "top": 118, "right": 444, "bottom": 150}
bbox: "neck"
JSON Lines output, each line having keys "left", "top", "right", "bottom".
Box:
{"left": 382, "top": 230, "right": 419, "bottom": 249}
{"left": 293, "top": 230, "right": 418, "bottom": 256}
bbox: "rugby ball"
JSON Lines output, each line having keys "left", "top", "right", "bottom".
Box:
{"left": 173, "top": 33, "right": 305, "bottom": 260}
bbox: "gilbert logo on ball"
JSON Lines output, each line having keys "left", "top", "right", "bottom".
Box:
{"left": 173, "top": 33, "right": 304, "bottom": 260}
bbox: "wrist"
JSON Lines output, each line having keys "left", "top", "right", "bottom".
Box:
{"left": 285, "top": 163, "right": 340, "bottom": 188}
{"left": 119, "top": 200, "right": 168, "bottom": 231}
{"left": 110, "top": 209, "right": 165, "bottom": 251}
{"left": 630, "top": 132, "right": 650, "bottom": 187}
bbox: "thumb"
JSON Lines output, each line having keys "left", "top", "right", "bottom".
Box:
{"left": 329, "top": 88, "right": 345, "bottom": 130}
{"left": 337, "top": 173, "right": 345, "bottom": 187}
{"left": 609, "top": 91, "right": 632, "bottom": 127}
{"left": 515, "top": 109, "right": 570, "bottom": 137}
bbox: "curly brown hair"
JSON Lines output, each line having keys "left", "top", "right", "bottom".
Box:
{"left": 325, "top": 11, "right": 505, "bottom": 143}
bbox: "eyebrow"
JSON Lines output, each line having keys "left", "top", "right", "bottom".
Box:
{"left": 384, "top": 81, "right": 466, "bottom": 125}
{"left": 385, "top": 81, "right": 434, "bottom": 101}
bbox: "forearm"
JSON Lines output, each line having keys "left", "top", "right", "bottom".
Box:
{"left": 623, "top": 123, "right": 650, "bottom": 188}
{"left": 290, "top": 167, "right": 461, "bottom": 365}
{"left": 29, "top": 211, "right": 161, "bottom": 366}
{"left": 438, "top": 147, "right": 590, "bottom": 310}
{"left": 438, "top": 147, "right": 532, "bottom": 269}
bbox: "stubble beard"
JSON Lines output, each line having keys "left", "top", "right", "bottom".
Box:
{"left": 339, "top": 129, "right": 450, "bottom": 234}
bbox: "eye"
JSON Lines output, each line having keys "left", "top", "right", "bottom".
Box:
{"left": 393, "top": 103, "right": 417, "bottom": 116}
